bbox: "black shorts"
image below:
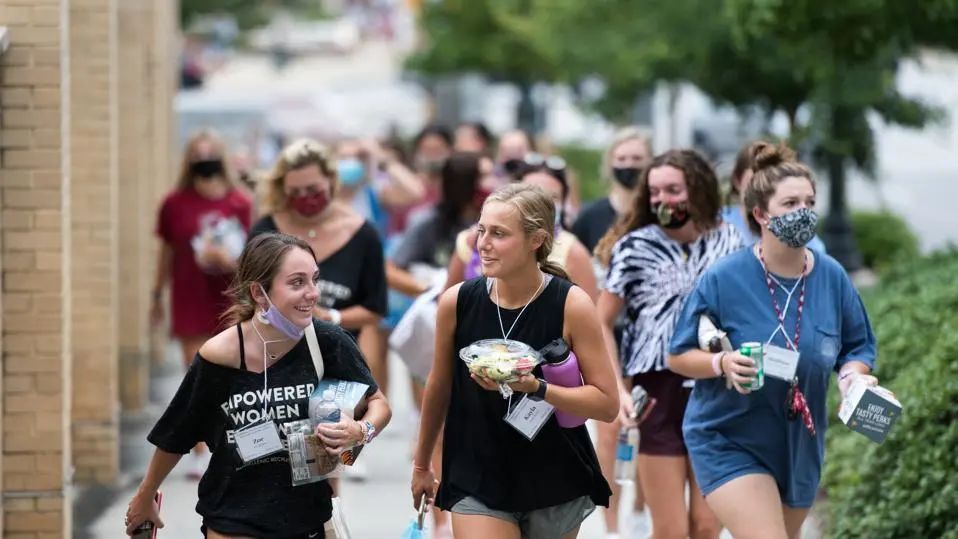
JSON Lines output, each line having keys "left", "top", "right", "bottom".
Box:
{"left": 632, "top": 370, "right": 692, "bottom": 456}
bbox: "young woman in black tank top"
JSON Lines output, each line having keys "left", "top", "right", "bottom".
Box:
{"left": 412, "top": 184, "right": 619, "bottom": 539}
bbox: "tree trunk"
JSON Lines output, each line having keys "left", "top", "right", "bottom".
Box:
{"left": 516, "top": 81, "right": 536, "bottom": 135}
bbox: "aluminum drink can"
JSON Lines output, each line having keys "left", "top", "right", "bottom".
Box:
{"left": 740, "top": 342, "right": 765, "bottom": 390}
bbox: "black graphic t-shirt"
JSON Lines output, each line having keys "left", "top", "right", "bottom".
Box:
{"left": 249, "top": 216, "right": 388, "bottom": 338}
{"left": 147, "top": 320, "right": 378, "bottom": 537}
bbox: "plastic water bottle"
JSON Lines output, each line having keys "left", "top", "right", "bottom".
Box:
{"left": 614, "top": 427, "right": 639, "bottom": 485}
{"left": 539, "top": 338, "right": 585, "bottom": 428}
{"left": 314, "top": 389, "right": 341, "bottom": 424}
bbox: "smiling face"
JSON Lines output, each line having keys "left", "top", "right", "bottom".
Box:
{"left": 255, "top": 247, "right": 321, "bottom": 328}
{"left": 476, "top": 201, "right": 543, "bottom": 278}
{"left": 647, "top": 165, "right": 689, "bottom": 209}
{"left": 753, "top": 176, "right": 816, "bottom": 228}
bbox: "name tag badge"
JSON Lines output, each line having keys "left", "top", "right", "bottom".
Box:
{"left": 504, "top": 394, "right": 554, "bottom": 441}
{"left": 764, "top": 344, "right": 800, "bottom": 381}
{"left": 234, "top": 419, "right": 284, "bottom": 463}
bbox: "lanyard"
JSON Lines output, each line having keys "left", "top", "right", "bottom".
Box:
{"left": 250, "top": 319, "right": 287, "bottom": 420}
{"left": 758, "top": 247, "right": 806, "bottom": 352}
{"left": 758, "top": 247, "right": 816, "bottom": 436}
{"left": 493, "top": 274, "right": 545, "bottom": 341}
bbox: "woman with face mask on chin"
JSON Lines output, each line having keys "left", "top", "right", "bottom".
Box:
{"left": 412, "top": 184, "right": 619, "bottom": 539}
{"left": 594, "top": 150, "right": 742, "bottom": 539}
{"left": 125, "top": 233, "right": 391, "bottom": 539}
{"left": 153, "top": 130, "right": 253, "bottom": 479}
{"left": 668, "top": 143, "right": 878, "bottom": 539}
{"left": 249, "top": 139, "right": 388, "bottom": 341}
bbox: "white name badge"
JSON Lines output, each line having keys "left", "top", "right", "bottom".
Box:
{"left": 234, "top": 420, "right": 284, "bottom": 463}
{"left": 504, "top": 395, "right": 554, "bottom": 441}
{"left": 764, "top": 344, "right": 800, "bottom": 381}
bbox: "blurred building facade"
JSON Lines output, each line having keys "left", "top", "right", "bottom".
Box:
{"left": 0, "top": 0, "right": 178, "bottom": 536}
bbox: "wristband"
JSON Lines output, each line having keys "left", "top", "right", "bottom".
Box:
{"left": 711, "top": 352, "right": 726, "bottom": 377}
{"left": 327, "top": 308, "right": 342, "bottom": 326}
{"left": 361, "top": 420, "right": 376, "bottom": 445}
{"left": 412, "top": 462, "right": 430, "bottom": 473}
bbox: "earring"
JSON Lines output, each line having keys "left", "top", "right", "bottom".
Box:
{"left": 256, "top": 310, "right": 270, "bottom": 325}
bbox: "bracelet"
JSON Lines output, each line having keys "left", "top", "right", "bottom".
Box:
{"left": 327, "top": 308, "right": 342, "bottom": 326}
{"left": 412, "top": 462, "right": 430, "bottom": 473}
{"left": 362, "top": 420, "right": 376, "bottom": 445}
{"left": 838, "top": 370, "right": 856, "bottom": 381}
{"left": 711, "top": 352, "right": 726, "bottom": 377}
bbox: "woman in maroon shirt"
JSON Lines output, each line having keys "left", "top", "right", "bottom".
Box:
{"left": 151, "top": 130, "right": 252, "bottom": 477}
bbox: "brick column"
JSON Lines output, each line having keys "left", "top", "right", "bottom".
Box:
{"left": 116, "top": 0, "right": 152, "bottom": 411}
{"left": 0, "top": 0, "right": 73, "bottom": 537}
{"left": 69, "top": 0, "right": 119, "bottom": 484}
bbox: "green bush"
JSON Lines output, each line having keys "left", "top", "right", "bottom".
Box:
{"left": 557, "top": 145, "right": 605, "bottom": 203}
{"left": 851, "top": 210, "right": 920, "bottom": 273}
{"left": 822, "top": 250, "right": 958, "bottom": 538}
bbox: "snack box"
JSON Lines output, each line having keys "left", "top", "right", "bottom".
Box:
{"left": 838, "top": 379, "right": 902, "bottom": 444}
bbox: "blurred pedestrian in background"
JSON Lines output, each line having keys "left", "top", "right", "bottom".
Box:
{"left": 152, "top": 130, "right": 253, "bottom": 479}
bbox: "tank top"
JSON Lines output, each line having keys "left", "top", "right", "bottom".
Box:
{"left": 435, "top": 276, "right": 611, "bottom": 512}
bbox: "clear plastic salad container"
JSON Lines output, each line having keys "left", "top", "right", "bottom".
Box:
{"left": 458, "top": 339, "right": 542, "bottom": 383}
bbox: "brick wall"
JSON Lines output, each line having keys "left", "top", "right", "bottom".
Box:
{"left": 116, "top": 0, "right": 152, "bottom": 411}
{"left": 0, "top": 0, "right": 73, "bottom": 537}
{"left": 69, "top": 0, "right": 118, "bottom": 484}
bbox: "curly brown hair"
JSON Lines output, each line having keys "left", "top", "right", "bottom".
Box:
{"left": 595, "top": 149, "right": 721, "bottom": 265}
{"left": 743, "top": 142, "right": 816, "bottom": 235}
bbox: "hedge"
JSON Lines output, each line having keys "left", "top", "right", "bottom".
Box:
{"left": 823, "top": 250, "right": 958, "bottom": 538}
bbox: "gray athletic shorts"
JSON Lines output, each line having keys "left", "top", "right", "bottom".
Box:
{"left": 450, "top": 495, "right": 595, "bottom": 538}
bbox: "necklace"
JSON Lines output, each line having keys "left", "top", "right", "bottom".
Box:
{"left": 493, "top": 273, "right": 545, "bottom": 340}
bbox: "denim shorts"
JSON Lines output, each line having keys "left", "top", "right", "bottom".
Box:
{"left": 451, "top": 495, "right": 595, "bottom": 538}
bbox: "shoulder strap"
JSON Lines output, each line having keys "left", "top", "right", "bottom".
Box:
{"left": 304, "top": 322, "right": 325, "bottom": 381}
{"left": 236, "top": 324, "right": 247, "bottom": 371}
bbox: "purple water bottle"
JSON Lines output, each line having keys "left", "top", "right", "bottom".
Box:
{"left": 539, "top": 338, "right": 586, "bottom": 428}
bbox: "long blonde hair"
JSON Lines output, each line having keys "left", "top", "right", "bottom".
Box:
{"left": 483, "top": 184, "right": 570, "bottom": 280}
{"left": 262, "top": 138, "right": 337, "bottom": 214}
{"left": 175, "top": 130, "right": 234, "bottom": 190}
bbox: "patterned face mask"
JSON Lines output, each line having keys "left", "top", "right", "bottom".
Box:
{"left": 768, "top": 207, "right": 818, "bottom": 248}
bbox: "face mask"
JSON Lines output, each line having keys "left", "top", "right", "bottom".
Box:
{"left": 415, "top": 157, "right": 445, "bottom": 174}
{"left": 767, "top": 207, "right": 818, "bottom": 248}
{"left": 472, "top": 186, "right": 492, "bottom": 210}
{"left": 257, "top": 284, "right": 307, "bottom": 340}
{"left": 653, "top": 201, "right": 691, "bottom": 229}
{"left": 502, "top": 158, "right": 523, "bottom": 176}
{"left": 287, "top": 191, "right": 330, "bottom": 218}
{"left": 191, "top": 159, "right": 224, "bottom": 179}
{"left": 612, "top": 167, "right": 640, "bottom": 189}
{"left": 337, "top": 158, "right": 365, "bottom": 187}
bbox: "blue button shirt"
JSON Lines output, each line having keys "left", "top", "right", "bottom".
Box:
{"left": 669, "top": 248, "right": 876, "bottom": 506}
{"left": 721, "top": 205, "right": 827, "bottom": 253}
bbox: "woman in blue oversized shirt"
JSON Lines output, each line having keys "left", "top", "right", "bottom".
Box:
{"left": 668, "top": 142, "right": 879, "bottom": 539}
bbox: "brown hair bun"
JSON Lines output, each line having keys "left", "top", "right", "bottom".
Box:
{"left": 750, "top": 142, "right": 796, "bottom": 172}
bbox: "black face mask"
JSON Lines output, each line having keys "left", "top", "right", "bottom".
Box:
{"left": 191, "top": 159, "right": 224, "bottom": 179}
{"left": 612, "top": 167, "right": 640, "bottom": 189}
{"left": 652, "top": 202, "right": 691, "bottom": 229}
{"left": 502, "top": 158, "right": 523, "bottom": 175}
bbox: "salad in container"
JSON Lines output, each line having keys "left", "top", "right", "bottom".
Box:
{"left": 459, "top": 339, "right": 542, "bottom": 383}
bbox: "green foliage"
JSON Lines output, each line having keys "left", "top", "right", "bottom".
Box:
{"left": 850, "top": 211, "right": 920, "bottom": 273}
{"left": 822, "top": 250, "right": 958, "bottom": 538}
{"left": 181, "top": 0, "right": 329, "bottom": 31}
{"left": 557, "top": 145, "right": 604, "bottom": 203}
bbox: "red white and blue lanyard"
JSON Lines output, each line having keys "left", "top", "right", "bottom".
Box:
{"left": 758, "top": 247, "right": 815, "bottom": 436}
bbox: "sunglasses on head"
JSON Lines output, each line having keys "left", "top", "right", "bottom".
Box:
{"left": 518, "top": 153, "right": 568, "bottom": 185}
